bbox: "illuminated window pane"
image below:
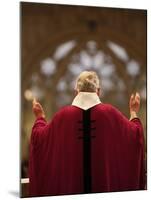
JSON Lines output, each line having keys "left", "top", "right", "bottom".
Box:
{"left": 107, "top": 41, "right": 129, "bottom": 62}
{"left": 100, "top": 64, "right": 115, "bottom": 77}
{"left": 54, "top": 40, "right": 76, "bottom": 60}
{"left": 41, "top": 58, "right": 56, "bottom": 76}
{"left": 126, "top": 60, "right": 140, "bottom": 76}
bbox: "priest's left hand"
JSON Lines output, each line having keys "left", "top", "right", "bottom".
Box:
{"left": 129, "top": 92, "right": 140, "bottom": 114}
{"left": 32, "top": 98, "right": 45, "bottom": 119}
{"left": 129, "top": 92, "right": 140, "bottom": 120}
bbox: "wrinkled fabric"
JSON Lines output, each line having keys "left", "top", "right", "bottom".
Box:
{"left": 29, "top": 104, "right": 145, "bottom": 197}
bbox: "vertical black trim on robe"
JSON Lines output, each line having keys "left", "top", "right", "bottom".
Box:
{"left": 77, "top": 108, "right": 96, "bottom": 193}
{"left": 82, "top": 109, "right": 91, "bottom": 193}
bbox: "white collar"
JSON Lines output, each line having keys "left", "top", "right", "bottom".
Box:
{"left": 72, "top": 92, "right": 101, "bottom": 110}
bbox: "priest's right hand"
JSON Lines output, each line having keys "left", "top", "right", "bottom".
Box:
{"left": 32, "top": 98, "right": 45, "bottom": 119}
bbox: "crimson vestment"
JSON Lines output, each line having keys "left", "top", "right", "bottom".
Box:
{"left": 29, "top": 93, "right": 145, "bottom": 197}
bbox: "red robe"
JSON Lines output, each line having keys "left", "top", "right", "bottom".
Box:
{"left": 29, "top": 103, "right": 145, "bottom": 197}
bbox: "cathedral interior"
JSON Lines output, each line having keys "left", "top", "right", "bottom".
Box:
{"left": 21, "top": 2, "right": 147, "bottom": 197}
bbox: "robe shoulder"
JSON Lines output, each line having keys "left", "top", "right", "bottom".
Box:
{"left": 53, "top": 103, "right": 123, "bottom": 117}
{"left": 51, "top": 104, "right": 143, "bottom": 135}
{"left": 29, "top": 104, "right": 145, "bottom": 196}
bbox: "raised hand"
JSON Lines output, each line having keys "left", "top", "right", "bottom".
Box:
{"left": 129, "top": 92, "right": 140, "bottom": 113}
{"left": 32, "top": 98, "right": 45, "bottom": 119}
{"left": 129, "top": 92, "right": 140, "bottom": 120}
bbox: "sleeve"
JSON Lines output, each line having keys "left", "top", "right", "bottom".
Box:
{"left": 129, "top": 118, "right": 145, "bottom": 189}
{"left": 29, "top": 117, "right": 51, "bottom": 195}
{"left": 110, "top": 105, "right": 144, "bottom": 146}
{"left": 129, "top": 117, "right": 144, "bottom": 145}
{"left": 110, "top": 105, "right": 145, "bottom": 189}
{"left": 31, "top": 117, "right": 52, "bottom": 148}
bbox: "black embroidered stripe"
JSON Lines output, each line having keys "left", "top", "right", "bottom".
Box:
{"left": 82, "top": 109, "right": 91, "bottom": 193}
{"left": 77, "top": 109, "right": 96, "bottom": 193}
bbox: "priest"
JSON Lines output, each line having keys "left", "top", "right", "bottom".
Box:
{"left": 29, "top": 71, "right": 145, "bottom": 197}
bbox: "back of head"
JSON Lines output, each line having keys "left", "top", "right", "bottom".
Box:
{"left": 75, "top": 71, "right": 100, "bottom": 93}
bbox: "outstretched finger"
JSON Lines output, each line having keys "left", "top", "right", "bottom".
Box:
{"left": 130, "top": 94, "right": 134, "bottom": 99}
{"left": 136, "top": 92, "right": 140, "bottom": 99}
{"left": 32, "top": 97, "right": 37, "bottom": 106}
{"left": 35, "top": 102, "right": 44, "bottom": 111}
{"left": 135, "top": 92, "right": 140, "bottom": 102}
{"left": 130, "top": 93, "right": 134, "bottom": 104}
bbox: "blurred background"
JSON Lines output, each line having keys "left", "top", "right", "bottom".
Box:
{"left": 21, "top": 2, "right": 147, "bottom": 196}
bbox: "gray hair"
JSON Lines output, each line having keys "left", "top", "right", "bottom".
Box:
{"left": 75, "top": 71, "right": 100, "bottom": 92}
